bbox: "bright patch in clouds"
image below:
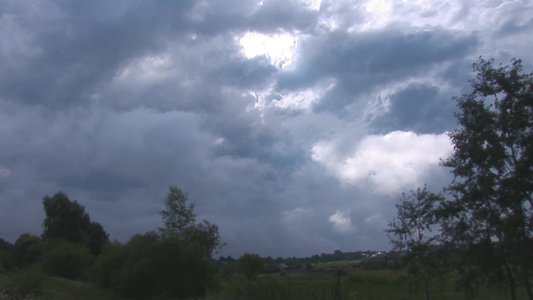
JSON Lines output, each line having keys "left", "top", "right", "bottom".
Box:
{"left": 239, "top": 32, "right": 298, "bottom": 68}
{"left": 312, "top": 131, "right": 452, "bottom": 194}
{"left": 329, "top": 211, "right": 353, "bottom": 232}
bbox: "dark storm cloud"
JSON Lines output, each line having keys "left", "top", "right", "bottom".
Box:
{"left": 370, "top": 83, "right": 458, "bottom": 134}
{"left": 0, "top": 0, "right": 196, "bottom": 107}
{"left": 276, "top": 25, "right": 477, "bottom": 113}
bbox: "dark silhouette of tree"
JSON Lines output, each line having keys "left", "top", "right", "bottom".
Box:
{"left": 41, "top": 191, "right": 108, "bottom": 255}
{"left": 440, "top": 57, "right": 533, "bottom": 300}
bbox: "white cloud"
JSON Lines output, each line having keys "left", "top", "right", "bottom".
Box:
{"left": 312, "top": 131, "right": 452, "bottom": 194}
{"left": 329, "top": 210, "right": 353, "bottom": 232}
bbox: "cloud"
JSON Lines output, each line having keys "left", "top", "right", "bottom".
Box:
{"left": 312, "top": 131, "right": 453, "bottom": 194}
{"left": 0, "top": 0, "right": 532, "bottom": 257}
{"left": 329, "top": 210, "right": 354, "bottom": 233}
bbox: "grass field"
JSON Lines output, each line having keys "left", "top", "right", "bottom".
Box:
{"left": 213, "top": 260, "right": 527, "bottom": 300}
{"left": 1, "top": 261, "right": 527, "bottom": 300}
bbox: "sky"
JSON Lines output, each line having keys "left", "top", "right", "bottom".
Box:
{"left": 1, "top": 0, "right": 532, "bottom": 258}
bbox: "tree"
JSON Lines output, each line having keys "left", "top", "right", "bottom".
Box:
{"left": 238, "top": 253, "right": 264, "bottom": 280}
{"left": 11, "top": 234, "right": 44, "bottom": 269}
{"left": 386, "top": 186, "right": 444, "bottom": 300}
{"left": 87, "top": 221, "right": 109, "bottom": 256}
{"left": 441, "top": 57, "right": 533, "bottom": 300}
{"left": 42, "top": 192, "right": 91, "bottom": 244}
{"left": 42, "top": 192, "right": 108, "bottom": 254}
{"left": 159, "top": 186, "right": 196, "bottom": 237}
{"left": 159, "top": 185, "right": 223, "bottom": 259}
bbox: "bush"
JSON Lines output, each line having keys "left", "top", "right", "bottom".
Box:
{"left": 238, "top": 253, "right": 264, "bottom": 280}
{"left": 0, "top": 268, "right": 44, "bottom": 300}
{"left": 41, "top": 241, "right": 93, "bottom": 279}
{"left": 91, "top": 241, "right": 126, "bottom": 289}
{"left": 12, "top": 234, "right": 43, "bottom": 269}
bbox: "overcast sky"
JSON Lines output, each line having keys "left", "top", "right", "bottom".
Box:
{"left": 1, "top": 0, "right": 532, "bottom": 258}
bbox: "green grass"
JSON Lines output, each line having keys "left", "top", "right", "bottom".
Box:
{"left": 211, "top": 261, "right": 530, "bottom": 300}
{"left": 37, "top": 276, "right": 127, "bottom": 300}
{"left": 0, "top": 270, "right": 126, "bottom": 300}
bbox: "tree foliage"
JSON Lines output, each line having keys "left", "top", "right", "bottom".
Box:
{"left": 440, "top": 57, "right": 533, "bottom": 300}
{"left": 159, "top": 185, "right": 223, "bottom": 259}
{"left": 41, "top": 191, "right": 108, "bottom": 256}
{"left": 159, "top": 186, "right": 196, "bottom": 237}
{"left": 41, "top": 240, "right": 93, "bottom": 280}
{"left": 238, "top": 253, "right": 264, "bottom": 280}
{"left": 11, "top": 234, "right": 43, "bottom": 269}
{"left": 91, "top": 185, "right": 224, "bottom": 299}
{"left": 387, "top": 57, "right": 533, "bottom": 300}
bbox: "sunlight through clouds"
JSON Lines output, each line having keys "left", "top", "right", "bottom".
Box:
{"left": 239, "top": 31, "right": 299, "bottom": 68}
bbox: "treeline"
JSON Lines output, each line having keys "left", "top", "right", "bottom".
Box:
{"left": 218, "top": 250, "right": 382, "bottom": 270}
{"left": 386, "top": 58, "right": 533, "bottom": 300}
{"left": 0, "top": 185, "right": 223, "bottom": 300}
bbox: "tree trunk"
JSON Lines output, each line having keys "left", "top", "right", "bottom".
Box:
{"left": 503, "top": 262, "right": 517, "bottom": 300}
{"left": 422, "top": 274, "right": 430, "bottom": 300}
{"left": 523, "top": 268, "right": 533, "bottom": 300}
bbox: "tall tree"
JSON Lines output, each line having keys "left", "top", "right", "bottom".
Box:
{"left": 159, "top": 185, "right": 223, "bottom": 259}
{"left": 441, "top": 57, "right": 533, "bottom": 300}
{"left": 159, "top": 186, "right": 196, "bottom": 238}
{"left": 42, "top": 192, "right": 91, "bottom": 243}
{"left": 386, "top": 186, "right": 443, "bottom": 300}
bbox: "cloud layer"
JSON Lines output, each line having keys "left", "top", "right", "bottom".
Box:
{"left": 1, "top": 0, "right": 532, "bottom": 257}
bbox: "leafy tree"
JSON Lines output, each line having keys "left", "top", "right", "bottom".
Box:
{"left": 159, "top": 185, "right": 223, "bottom": 259}
{"left": 41, "top": 192, "right": 108, "bottom": 255}
{"left": 159, "top": 185, "right": 196, "bottom": 237}
{"left": 92, "top": 186, "right": 224, "bottom": 299}
{"left": 386, "top": 186, "right": 444, "bottom": 300}
{"left": 11, "top": 234, "right": 44, "bottom": 269}
{"left": 441, "top": 57, "right": 533, "bottom": 300}
{"left": 238, "top": 253, "right": 264, "bottom": 280}
{"left": 87, "top": 221, "right": 109, "bottom": 256}
{"left": 94, "top": 233, "right": 212, "bottom": 300}
{"left": 42, "top": 192, "right": 91, "bottom": 243}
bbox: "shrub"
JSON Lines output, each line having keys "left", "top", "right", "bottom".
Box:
{"left": 41, "top": 241, "right": 93, "bottom": 279}
{"left": 0, "top": 268, "right": 44, "bottom": 300}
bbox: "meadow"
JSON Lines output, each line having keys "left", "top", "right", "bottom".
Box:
{"left": 0, "top": 257, "right": 527, "bottom": 300}
{"left": 209, "top": 260, "right": 528, "bottom": 300}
